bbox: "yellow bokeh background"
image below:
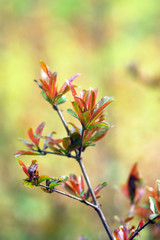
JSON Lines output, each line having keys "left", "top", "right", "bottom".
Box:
{"left": 0, "top": 0, "right": 160, "bottom": 239}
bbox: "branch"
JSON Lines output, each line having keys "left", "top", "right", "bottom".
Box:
{"left": 78, "top": 158, "right": 114, "bottom": 240}
{"left": 39, "top": 184, "right": 97, "bottom": 209}
{"left": 53, "top": 104, "right": 70, "bottom": 135}
{"left": 52, "top": 105, "right": 113, "bottom": 239}
{"left": 32, "top": 149, "right": 77, "bottom": 159}
{"left": 76, "top": 126, "right": 113, "bottom": 240}
{"left": 129, "top": 215, "right": 160, "bottom": 240}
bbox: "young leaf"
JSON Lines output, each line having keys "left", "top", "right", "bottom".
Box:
{"left": 66, "top": 109, "right": 79, "bottom": 120}
{"left": 62, "top": 137, "right": 71, "bottom": 151}
{"left": 23, "top": 180, "right": 34, "bottom": 188}
{"left": 14, "top": 150, "right": 40, "bottom": 157}
{"left": 35, "top": 122, "right": 45, "bottom": 136}
{"left": 57, "top": 95, "right": 67, "bottom": 105}
{"left": 58, "top": 176, "right": 69, "bottom": 182}
{"left": 40, "top": 60, "right": 51, "bottom": 78}
{"left": 37, "top": 175, "right": 55, "bottom": 185}
{"left": 17, "top": 158, "right": 29, "bottom": 176}
{"left": 149, "top": 197, "right": 158, "bottom": 214}
{"left": 94, "top": 182, "right": 107, "bottom": 195}
{"left": 79, "top": 189, "right": 85, "bottom": 197}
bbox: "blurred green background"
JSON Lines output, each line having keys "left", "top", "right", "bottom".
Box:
{"left": 0, "top": 0, "right": 160, "bottom": 239}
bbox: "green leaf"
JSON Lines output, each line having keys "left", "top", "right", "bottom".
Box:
{"left": 96, "top": 96, "right": 114, "bottom": 109}
{"left": 41, "top": 91, "right": 52, "bottom": 104}
{"left": 149, "top": 197, "right": 158, "bottom": 214}
{"left": 149, "top": 213, "right": 160, "bottom": 220}
{"left": 79, "top": 189, "right": 85, "bottom": 197}
{"left": 82, "top": 111, "right": 91, "bottom": 128}
{"left": 57, "top": 95, "right": 67, "bottom": 105}
{"left": 62, "top": 137, "right": 71, "bottom": 151}
{"left": 88, "top": 122, "right": 109, "bottom": 129}
{"left": 49, "top": 182, "right": 61, "bottom": 190}
{"left": 23, "top": 181, "right": 34, "bottom": 188}
{"left": 94, "top": 182, "right": 107, "bottom": 195}
{"left": 66, "top": 109, "right": 79, "bottom": 120}
{"left": 67, "top": 122, "right": 81, "bottom": 135}
{"left": 37, "top": 175, "right": 54, "bottom": 184}
{"left": 90, "top": 127, "right": 108, "bottom": 142}
{"left": 58, "top": 176, "right": 69, "bottom": 182}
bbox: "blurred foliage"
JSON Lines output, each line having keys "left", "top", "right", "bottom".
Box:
{"left": 0, "top": 0, "right": 160, "bottom": 239}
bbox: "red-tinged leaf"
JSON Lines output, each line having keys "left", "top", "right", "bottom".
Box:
{"left": 17, "top": 158, "right": 29, "bottom": 176}
{"left": 37, "top": 175, "right": 55, "bottom": 184}
{"left": 14, "top": 150, "right": 40, "bottom": 157}
{"left": 28, "top": 160, "right": 38, "bottom": 181}
{"left": 149, "top": 197, "right": 158, "bottom": 214}
{"left": 47, "top": 144, "right": 65, "bottom": 155}
{"left": 18, "top": 138, "right": 34, "bottom": 149}
{"left": 66, "top": 80, "right": 77, "bottom": 98}
{"left": 70, "top": 180, "right": 81, "bottom": 195}
{"left": 40, "top": 79, "right": 50, "bottom": 93}
{"left": 128, "top": 162, "right": 140, "bottom": 203}
{"left": 94, "top": 182, "right": 107, "bottom": 196}
{"left": 124, "top": 216, "right": 134, "bottom": 223}
{"left": 81, "top": 111, "right": 91, "bottom": 129}
{"left": 122, "top": 184, "right": 129, "bottom": 198}
{"left": 80, "top": 89, "right": 89, "bottom": 100}
{"left": 70, "top": 174, "right": 78, "bottom": 182}
{"left": 44, "top": 137, "right": 63, "bottom": 149}
{"left": 63, "top": 182, "right": 76, "bottom": 195}
{"left": 89, "top": 122, "right": 109, "bottom": 130}
{"left": 90, "top": 127, "right": 108, "bottom": 142}
{"left": 28, "top": 128, "right": 39, "bottom": 146}
{"left": 114, "top": 227, "right": 127, "bottom": 240}
{"left": 60, "top": 73, "right": 80, "bottom": 93}
{"left": 90, "top": 97, "right": 113, "bottom": 125}
{"left": 95, "top": 96, "right": 113, "bottom": 110}
{"left": 50, "top": 73, "right": 58, "bottom": 99}
{"left": 62, "top": 137, "right": 71, "bottom": 151}
{"left": 68, "top": 122, "right": 81, "bottom": 135}
{"left": 35, "top": 122, "right": 45, "bottom": 136}
{"left": 75, "top": 96, "right": 87, "bottom": 111}
{"left": 87, "top": 90, "right": 96, "bottom": 113}
{"left": 40, "top": 60, "right": 51, "bottom": 78}
{"left": 138, "top": 219, "right": 145, "bottom": 228}
{"left": 130, "top": 162, "right": 139, "bottom": 180}
{"left": 72, "top": 101, "right": 82, "bottom": 114}
{"left": 23, "top": 180, "right": 34, "bottom": 188}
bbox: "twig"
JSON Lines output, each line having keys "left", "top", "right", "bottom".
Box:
{"left": 78, "top": 158, "right": 114, "bottom": 240}
{"left": 39, "top": 184, "right": 97, "bottom": 209}
{"left": 53, "top": 104, "right": 70, "bottom": 135}
{"left": 52, "top": 105, "right": 114, "bottom": 239}
{"left": 129, "top": 215, "right": 160, "bottom": 240}
{"left": 32, "top": 149, "right": 77, "bottom": 159}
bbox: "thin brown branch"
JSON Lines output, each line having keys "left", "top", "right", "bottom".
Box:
{"left": 39, "top": 184, "right": 97, "bottom": 209}
{"left": 53, "top": 104, "right": 70, "bottom": 135}
{"left": 32, "top": 149, "right": 77, "bottom": 159}
{"left": 129, "top": 215, "right": 160, "bottom": 240}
